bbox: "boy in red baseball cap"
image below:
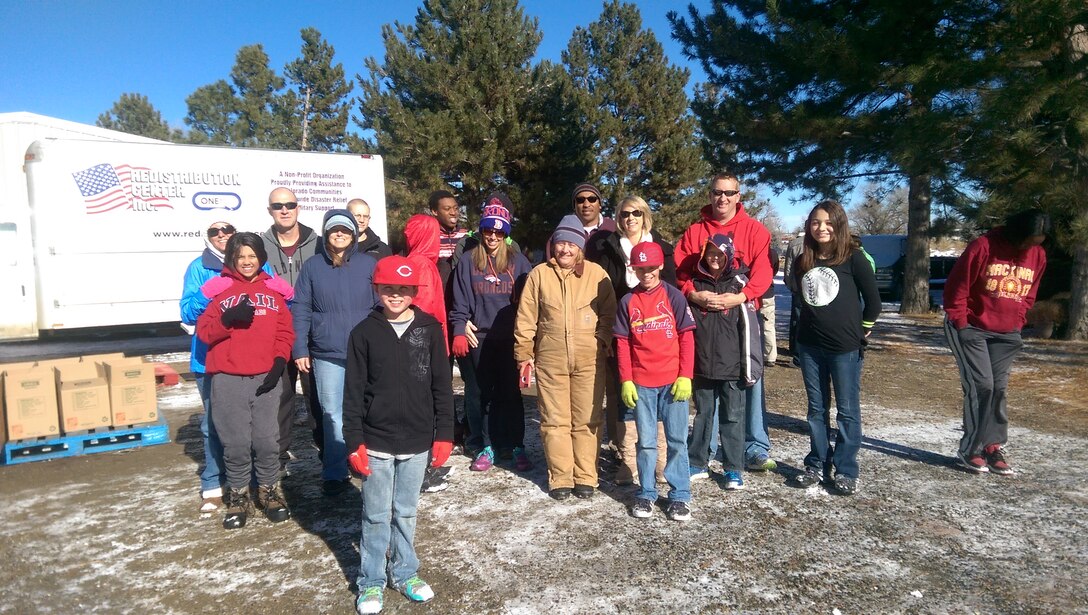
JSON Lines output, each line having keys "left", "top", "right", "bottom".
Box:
{"left": 342, "top": 255, "right": 454, "bottom": 614}
{"left": 613, "top": 242, "right": 697, "bottom": 521}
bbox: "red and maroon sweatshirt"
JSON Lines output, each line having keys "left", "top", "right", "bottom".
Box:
{"left": 674, "top": 203, "right": 772, "bottom": 305}
{"left": 943, "top": 228, "right": 1047, "bottom": 333}
{"left": 197, "top": 269, "right": 295, "bottom": 376}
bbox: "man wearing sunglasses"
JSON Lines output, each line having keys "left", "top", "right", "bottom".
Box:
{"left": 674, "top": 173, "right": 778, "bottom": 473}
{"left": 260, "top": 186, "right": 322, "bottom": 480}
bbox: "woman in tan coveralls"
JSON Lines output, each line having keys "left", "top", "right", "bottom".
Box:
{"left": 515, "top": 221, "right": 617, "bottom": 501}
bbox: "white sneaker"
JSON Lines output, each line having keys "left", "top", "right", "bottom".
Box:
{"left": 356, "top": 587, "right": 383, "bottom": 614}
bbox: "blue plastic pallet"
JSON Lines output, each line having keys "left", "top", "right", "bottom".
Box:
{"left": 3, "top": 417, "right": 170, "bottom": 465}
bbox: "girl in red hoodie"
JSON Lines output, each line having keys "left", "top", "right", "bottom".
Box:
{"left": 198, "top": 232, "right": 295, "bottom": 529}
{"left": 943, "top": 209, "right": 1050, "bottom": 476}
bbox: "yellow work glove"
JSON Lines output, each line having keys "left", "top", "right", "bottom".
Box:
{"left": 621, "top": 381, "right": 638, "bottom": 409}
{"left": 671, "top": 376, "right": 692, "bottom": 402}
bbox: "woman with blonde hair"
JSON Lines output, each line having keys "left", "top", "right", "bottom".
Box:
{"left": 588, "top": 195, "right": 675, "bottom": 486}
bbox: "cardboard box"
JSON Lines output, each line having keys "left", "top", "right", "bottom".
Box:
{"left": 55, "top": 363, "right": 111, "bottom": 433}
{"left": 1, "top": 361, "right": 40, "bottom": 374}
{"left": 35, "top": 356, "right": 83, "bottom": 373}
{"left": 82, "top": 352, "right": 127, "bottom": 365}
{"left": 3, "top": 367, "right": 61, "bottom": 442}
{"left": 102, "top": 359, "right": 158, "bottom": 427}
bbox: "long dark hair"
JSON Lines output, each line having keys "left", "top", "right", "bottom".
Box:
{"left": 796, "top": 199, "right": 853, "bottom": 281}
{"left": 225, "top": 232, "right": 268, "bottom": 273}
{"left": 1003, "top": 209, "right": 1052, "bottom": 247}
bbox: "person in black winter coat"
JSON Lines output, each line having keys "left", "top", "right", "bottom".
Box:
{"left": 686, "top": 233, "right": 764, "bottom": 490}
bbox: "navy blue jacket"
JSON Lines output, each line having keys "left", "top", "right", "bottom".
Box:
{"left": 449, "top": 246, "right": 532, "bottom": 340}
{"left": 291, "top": 211, "right": 379, "bottom": 360}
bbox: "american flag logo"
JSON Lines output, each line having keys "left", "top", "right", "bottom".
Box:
{"left": 71, "top": 163, "right": 172, "bottom": 214}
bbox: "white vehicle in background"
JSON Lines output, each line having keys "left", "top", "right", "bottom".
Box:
{"left": 0, "top": 113, "right": 387, "bottom": 341}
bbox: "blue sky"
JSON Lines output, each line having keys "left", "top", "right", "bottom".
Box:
{"left": 0, "top": 0, "right": 810, "bottom": 229}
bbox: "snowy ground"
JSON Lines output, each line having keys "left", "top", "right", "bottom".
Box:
{"left": 0, "top": 275, "right": 1086, "bottom": 613}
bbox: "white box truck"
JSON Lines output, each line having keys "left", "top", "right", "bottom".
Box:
{"left": 0, "top": 115, "right": 386, "bottom": 341}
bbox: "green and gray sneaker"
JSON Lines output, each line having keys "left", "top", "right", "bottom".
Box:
{"left": 399, "top": 575, "right": 434, "bottom": 602}
{"left": 355, "top": 586, "right": 383, "bottom": 614}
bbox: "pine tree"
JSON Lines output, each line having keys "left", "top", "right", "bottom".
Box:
{"left": 563, "top": 1, "right": 706, "bottom": 213}
{"left": 231, "top": 44, "right": 296, "bottom": 148}
{"left": 964, "top": 2, "right": 1088, "bottom": 339}
{"left": 184, "top": 80, "right": 237, "bottom": 145}
{"left": 97, "top": 93, "right": 178, "bottom": 141}
{"left": 355, "top": 0, "right": 586, "bottom": 245}
{"left": 670, "top": 1, "right": 1000, "bottom": 313}
{"left": 284, "top": 27, "right": 353, "bottom": 151}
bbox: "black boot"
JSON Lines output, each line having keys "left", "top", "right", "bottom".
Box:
{"left": 256, "top": 484, "right": 291, "bottom": 523}
{"left": 223, "top": 488, "right": 253, "bottom": 530}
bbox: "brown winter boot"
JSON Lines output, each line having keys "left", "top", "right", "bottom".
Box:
{"left": 223, "top": 488, "right": 254, "bottom": 530}
{"left": 256, "top": 483, "right": 291, "bottom": 523}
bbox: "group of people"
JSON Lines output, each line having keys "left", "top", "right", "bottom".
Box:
{"left": 180, "top": 172, "right": 1050, "bottom": 615}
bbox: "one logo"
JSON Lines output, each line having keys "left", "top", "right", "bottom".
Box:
{"left": 71, "top": 163, "right": 172, "bottom": 214}
{"left": 193, "top": 192, "right": 242, "bottom": 211}
{"left": 493, "top": 219, "right": 503, "bottom": 230}
{"left": 396, "top": 264, "right": 414, "bottom": 277}
{"left": 801, "top": 267, "right": 840, "bottom": 307}
{"left": 637, "top": 251, "right": 648, "bottom": 263}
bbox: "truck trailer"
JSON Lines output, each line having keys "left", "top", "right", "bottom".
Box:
{"left": 0, "top": 114, "right": 386, "bottom": 341}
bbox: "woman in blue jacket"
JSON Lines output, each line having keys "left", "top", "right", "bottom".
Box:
{"left": 449, "top": 194, "right": 532, "bottom": 472}
{"left": 292, "top": 209, "right": 379, "bottom": 495}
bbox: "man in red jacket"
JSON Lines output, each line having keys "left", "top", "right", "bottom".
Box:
{"left": 943, "top": 209, "right": 1050, "bottom": 476}
{"left": 675, "top": 173, "right": 777, "bottom": 472}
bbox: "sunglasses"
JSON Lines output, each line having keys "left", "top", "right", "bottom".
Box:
{"left": 711, "top": 189, "right": 740, "bottom": 198}
{"left": 575, "top": 195, "right": 600, "bottom": 205}
{"left": 206, "top": 225, "right": 236, "bottom": 238}
{"left": 270, "top": 201, "right": 299, "bottom": 211}
{"left": 619, "top": 210, "right": 644, "bottom": 219}
{"left": 481, "top": 228, "right": 505, "bottom": 237}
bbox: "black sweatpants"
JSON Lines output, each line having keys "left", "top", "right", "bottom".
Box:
{"left": 944, "top": 317, "right": 1023, "bottom": 456}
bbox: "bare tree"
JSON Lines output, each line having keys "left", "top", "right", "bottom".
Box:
{"left": 848, "top": 183, "right": 908, "bottom": 235}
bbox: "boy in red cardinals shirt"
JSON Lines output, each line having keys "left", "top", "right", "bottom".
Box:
{"left": 615, "top": 242, "right": 697, "bottom": 522}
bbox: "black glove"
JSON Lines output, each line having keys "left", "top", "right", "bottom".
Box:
{"left": 221, "top": 294, "right": 255, "bottom": 328}
{"left": 255, "top": 357, "right": 287, "bottom": 397}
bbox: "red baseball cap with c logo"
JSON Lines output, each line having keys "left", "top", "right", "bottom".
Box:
{"left": 373, "top": 255, "right": 424, "bottom": 286}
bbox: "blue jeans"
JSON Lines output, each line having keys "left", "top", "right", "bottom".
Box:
{"left": 689, "top": 378, "right": 746, "bottom": 473}
{"left": 358, "top": 451, "right": 428, "bottom": 590}
{"left": 744, "top": 378, "right": 771, "bottom": 462}
{"left": 797, "top": 343, "right": 863, "bottom": 479}
{"left": 195, "top": 373, "right": 224, "bottom": 494}
{"left": 313, "top": 358, "right": 349, "bottom": 481}
{"left": 633, "top": 384, "right": 690, "bottom": 503}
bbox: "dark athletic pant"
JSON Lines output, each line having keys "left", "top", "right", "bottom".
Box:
{"left": 211, "top": 373, "right": 283, "bottom": 489}
{"left": 943, "top": 317, "right": 1023, "bottom": 457}
{"left": 277, "top": 359, "right": 321, "bottom": 466}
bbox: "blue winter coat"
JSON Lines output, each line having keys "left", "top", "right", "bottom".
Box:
{"left": 179, "top": 249, "right": 273, "bottom": 373}
{"left": 292, "top": 211, "right": 379, "bottom": 360}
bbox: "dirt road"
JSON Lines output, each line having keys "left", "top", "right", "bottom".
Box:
{"left": 0, "top": 309, "right": 1086, "bottom": 614}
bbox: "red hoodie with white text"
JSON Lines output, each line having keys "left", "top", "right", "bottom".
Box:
{"left": 674, "top": 203, "right": 772, "bottom": 304}
{"left": 197, "top": 269, "right": 295, "bottom": 376}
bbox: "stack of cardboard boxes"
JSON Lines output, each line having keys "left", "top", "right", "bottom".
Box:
{"left": 1, "top": 354, "right": 159, "bottom": 446}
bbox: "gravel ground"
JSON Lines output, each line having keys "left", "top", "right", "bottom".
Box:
{"left": 1, "top": 296, "right": 1086, "bottom": 614}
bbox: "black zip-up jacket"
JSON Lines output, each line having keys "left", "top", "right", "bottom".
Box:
{"left": 590, "top": 229, "right": 677, "bottom": 302}
{"left": 342, "top": 307, "right": 454, "bottom": 455}
{"left": 358, "top": 227, "right": 393, "bottom": 260}
{"left": 690, "top": 261, "right": 763, "bottom": 385}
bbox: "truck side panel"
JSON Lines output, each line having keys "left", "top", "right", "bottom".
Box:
{"left": 17, "top": 139, "right": 386, "bottom": 338}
